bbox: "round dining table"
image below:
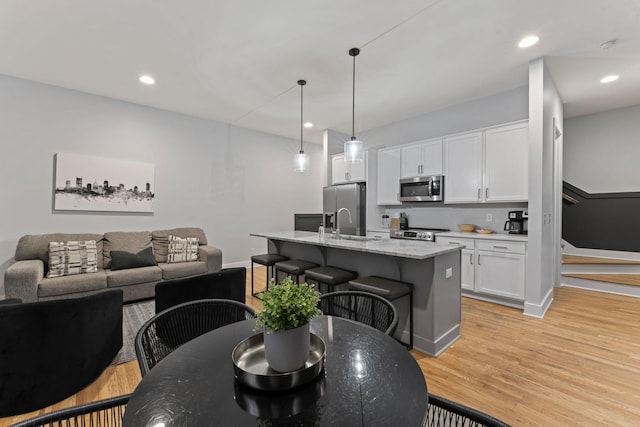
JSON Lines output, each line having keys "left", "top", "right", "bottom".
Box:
{"left": 123, "top": 315, "right": 428, "bottom": 426}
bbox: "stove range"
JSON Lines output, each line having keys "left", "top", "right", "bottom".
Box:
{"left": 389, "top": 227, "right": 450, "bottom": 242}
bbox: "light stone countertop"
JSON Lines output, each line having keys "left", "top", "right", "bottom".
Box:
{"left": 250, "top": 230, "right": 461, "bottom": 260}
{"left": 436, "top": 231, "right": 528, "bottom": 242}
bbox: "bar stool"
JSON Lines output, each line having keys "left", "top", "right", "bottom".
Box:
{"left": 250, "top": 254, "right": 289, "bottom": 296}
{"left": 274, "top": 259, "right": 319, "bottom": 284}
{"left": 348, "top": 276, "right": 414, "bottom": 349}
{"left": 305, "top": 266, "right": 357, "bottom": 294}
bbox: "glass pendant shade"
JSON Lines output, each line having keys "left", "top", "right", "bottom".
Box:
{"left": 344, "top": 137, "right": 364, "bottom": 163}
{"left": 294, "top": 151, "right": 309, "bottom": 172}
{"left": 344, "top": 47, "right": 364, "bottom": 164}
{"left": 294, "top": 79, "right": 309, "bottom": 172}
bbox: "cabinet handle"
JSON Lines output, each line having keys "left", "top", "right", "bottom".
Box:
{"left": 470, "top": 253, "right": 473, "bottom": 264}
{"left": 477, "top": 188, "right": 481, "bottom": 199}
{"left": 477, "top": 254, "right": 481, "bottom": 265}
{"left": 493, "top": 245, "right": 508, "bottom": 249}
{"left": 485, "top": 188, "right": 488, "bottom": 199}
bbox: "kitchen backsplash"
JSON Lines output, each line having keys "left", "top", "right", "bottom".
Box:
{"left": 377, "top": 203, "right": 527, "bottom": 233}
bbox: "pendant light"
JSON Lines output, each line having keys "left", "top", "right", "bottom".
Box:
{"left": 294, "top": 79, "right": 309, "bottom": 172}
{"left": 344, "top": 47, "right": 364, "bottom": 163}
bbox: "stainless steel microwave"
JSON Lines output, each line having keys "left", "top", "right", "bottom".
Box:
{"left": 399, "top": 175, "right": 443, "bottom": 202}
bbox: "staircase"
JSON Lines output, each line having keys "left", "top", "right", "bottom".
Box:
{"left": 562, "top": 254, "right": 640, "bottom": 296}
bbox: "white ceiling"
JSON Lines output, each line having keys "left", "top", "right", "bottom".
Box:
{"left": 1, "top": 0, "right": 639, "bottom": 144}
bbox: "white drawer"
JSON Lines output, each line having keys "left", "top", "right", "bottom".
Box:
{"left": 476, "top": 240, "right": 526, "bottom": 254}
{"left": 436, "top": 237, "right": 475, "bottom": 249}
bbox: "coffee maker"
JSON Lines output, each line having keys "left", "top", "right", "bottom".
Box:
{"left": 504, "top": 210, "right": 528, "bottom": 234}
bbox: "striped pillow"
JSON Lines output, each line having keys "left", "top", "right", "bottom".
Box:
{"left": 47, "top": 240, "right": 99, "bottom": 278}
{"left": 167, "top": 235, "right": 199, "bottom": 263}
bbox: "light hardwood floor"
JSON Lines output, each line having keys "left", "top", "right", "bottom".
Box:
{"left": 2, "top": 267, "right": 640, "bottom": 426}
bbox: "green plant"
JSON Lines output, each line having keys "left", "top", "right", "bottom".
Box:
{"left": 256, "top": 276, "right": 321, "bottom": 333}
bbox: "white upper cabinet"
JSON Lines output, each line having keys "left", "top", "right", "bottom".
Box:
{"left": 400, "top": 138, "right": 443, "bottom": 178}
{"left": 377, "top": 148, "right": 402, "bottom": 205}
{"left": 444, "top": 121, "right": 528, "bottom": 203}
{"left": 484, "top": 122, "right": 528, "bottom": 202}
{"left": 443, "top": 132, "right": 484, "bottom": 203}
{"left": 331, "top": 152, "right": 367, "bottom": 184}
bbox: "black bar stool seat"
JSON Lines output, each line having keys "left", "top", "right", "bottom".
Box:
{"left": 250, "top": 253, "right": 289, "bottom": 296}
{"left": 305, "top": 266, "right": 357, "bottom": 294}
{"left": 349, "top": 275, "right": 414, "bottom": 349}
{"left": 275, "top": 259, "right": 319, "bottom": 284}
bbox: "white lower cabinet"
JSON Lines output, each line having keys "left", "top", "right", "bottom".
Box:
{"left": 460, "top": 248, "right": 475, "bottom": 291}
{"left": 475, "top": 249, "right": 525, "bottom": 300}
{"left": 437, "top": 236, "right": 526, "bottom": 303}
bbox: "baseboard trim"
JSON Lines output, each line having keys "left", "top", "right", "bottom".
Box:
{"left": 223, "top": 260, "right": 251, "bottom": 269}
{"left": 524, "top": 288, "right": 554, "bottom": 318}
{"left": 561, "top": 278, "right": 640, "bottom": 299}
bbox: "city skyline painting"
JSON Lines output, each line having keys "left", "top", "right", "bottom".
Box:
{"left": 54, "top": 153, "right": 155, "bottom": 213}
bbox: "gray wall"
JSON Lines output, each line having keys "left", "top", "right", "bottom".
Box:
{"left": 564, "top": 104, "right": 640, "bottom": 194}
{"left": 327, "top": 86, "right": 530, "bottom": 232}
{"left": 0, "top": 74, "right": 323, "bottom": 296}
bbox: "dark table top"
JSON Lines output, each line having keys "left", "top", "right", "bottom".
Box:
{"left": 123, "top": 315, "right": 428, "bottom": 426}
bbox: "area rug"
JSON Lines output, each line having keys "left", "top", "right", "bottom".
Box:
{"left": 111, "top": 300, "right": 155, "bottom": 365}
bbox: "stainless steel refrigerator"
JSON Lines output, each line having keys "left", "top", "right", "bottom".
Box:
{"left": 322, "top": 183, "right": 366, "bottom": 236}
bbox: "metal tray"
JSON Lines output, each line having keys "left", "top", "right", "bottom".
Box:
{"left": 232, "top": 332, "right": 325, "bottom": 391}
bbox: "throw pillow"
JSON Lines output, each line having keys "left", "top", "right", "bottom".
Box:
{"left": 47, "top": 240, "right": 99, "bottom": 278}
{"left": 167, "top": 235, "right": 199, "bottom": 263}
{"left": 110, "top": 247, "right": 158, "bottom": 271}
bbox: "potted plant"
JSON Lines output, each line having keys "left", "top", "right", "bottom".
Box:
{"left": 256, "top": 276, "right": 321, "bottom": 372}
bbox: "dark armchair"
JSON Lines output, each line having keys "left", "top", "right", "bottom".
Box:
{"left": 154, "top": 267, "right": 247, "bottom": 313}
{"left": 0, "top": 290, "right": 123, "bottom": 417}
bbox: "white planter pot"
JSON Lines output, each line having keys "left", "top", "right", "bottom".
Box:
{"left": 263, "top": 323, "right": 310, "bottom": 372}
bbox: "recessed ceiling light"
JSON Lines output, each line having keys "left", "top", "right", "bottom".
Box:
{"left": 139, "top": 75, "right": 155, "bottom": 85}
{"left": 303, "top": 122, "right": 313, "bottom": 128}
{"left": 518, "top": 35, "right": 539, "bottom": 48}
{"left": 600, "top": 74, "right": 619, "bottom": 84}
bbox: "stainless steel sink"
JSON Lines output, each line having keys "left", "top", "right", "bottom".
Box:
{"left": 327, "top": 234, "right": 380, "bottom": 242}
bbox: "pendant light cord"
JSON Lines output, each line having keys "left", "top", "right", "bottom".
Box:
{"left": 298, "top": 79, "right": 306, "bottom": 153}
{"left": 349, "top": 48, "right": 360, "bottom": 140}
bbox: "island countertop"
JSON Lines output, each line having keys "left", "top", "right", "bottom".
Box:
{"left": 250, "top": 230, "right": 460, "bottom": 260}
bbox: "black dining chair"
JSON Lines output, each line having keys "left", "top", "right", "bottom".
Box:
{"left": 135, "top": 299, "right": 256, "bottom": 377}
{"left": 424, "top": 393, "right": 511, "bottom": 427}
{"left": 9, "top": 394, "right": 130, "bottom": 427}
{"left": 318, "top": 290, "right": 398, "bottom": 336}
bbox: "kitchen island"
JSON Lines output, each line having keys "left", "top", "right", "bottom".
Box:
{"left": 250, "top": 230, "right": 462, "bottom": 356}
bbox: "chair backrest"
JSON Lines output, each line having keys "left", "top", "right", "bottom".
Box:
{"left": 9, "top": 394, "right": 130, "bottom": 427}
{"left": 0, "top": 290, "right": 123, "bottom": 417}
{"left": 424, "top": 393, "right": 511, "bottom": 427}
{"left": 318, "top": 290, "right": 398, "bottom": 336}
{"left": 155, "top": 267, "right": 247, "bottom": 313}
{"left": 135, "top": 299, "right": 256, "bottom": 376}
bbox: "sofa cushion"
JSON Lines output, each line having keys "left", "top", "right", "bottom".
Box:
{"left": 38, "top": 271, "right": 108, "bottom": 298}
{"left": 110, "top": 247, "right": 158, "bottom": 271}
{"left": 152, "top": 227, "right": 208, "bottom": 263}
{"left": 103, "top": 231, "right": 152, "bottom": 269}
{"left": 15, "top": 233, "right": 104, "bottom": 269}
{"left": 106, "top": 266, "right": 163, "bottom": 288}
{"left": 46, "top": 240, "right": 99, "bottom": 278}
{"left": 158, "top": 261, "right": 207, "bottom": 280}
{"left": 167, "top": 235, "right": 199, "bottom": 263}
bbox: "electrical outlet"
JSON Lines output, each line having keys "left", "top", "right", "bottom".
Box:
{"left": 445, "top": 267, "right": 453, "bottom": 279}
{"left": 486, "top": 213, "right": 492, "bottom": 222}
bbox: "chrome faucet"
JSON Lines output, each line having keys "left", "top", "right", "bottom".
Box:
{"left": 335, "top": 208, "right": 352, "bottom": 240}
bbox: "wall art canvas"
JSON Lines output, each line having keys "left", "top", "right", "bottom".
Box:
{"left": 54, "top": 153, "right": 155, "bottom": 213}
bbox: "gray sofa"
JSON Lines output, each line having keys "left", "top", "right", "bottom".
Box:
{"left": 4, "top": 227, "right": 222, "bottom": 303}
